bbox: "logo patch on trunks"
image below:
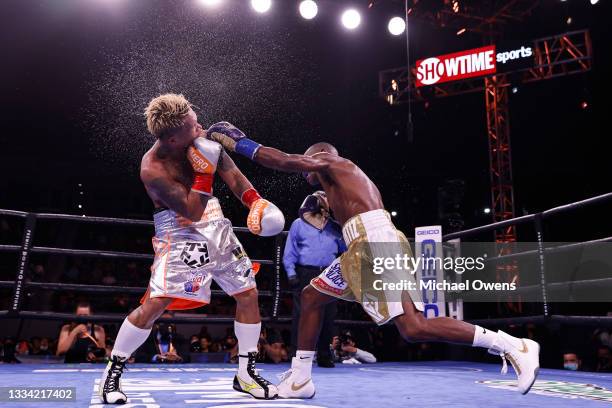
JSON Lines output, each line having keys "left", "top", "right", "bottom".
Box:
{"left": 232, "top": 246, "right": 246, "bottom": 260}
{"left": 179, "top": 242, "right": 210, "bottom": 268}
{"left": 324, "top": 263, "right": 346, "bottom": 287}
{"left": 184, "top": 273, "right": 204, "bottom": 295}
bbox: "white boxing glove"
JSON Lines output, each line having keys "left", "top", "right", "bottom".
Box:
{"left": 187, "top": 137, "right": 222, "bottom": 195}
{"left": 241, "top": 188, "right": 285, "bottom": 237}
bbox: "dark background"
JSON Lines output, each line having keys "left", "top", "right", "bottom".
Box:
{"left": 1, "top": 0, "right": 610, "bottom": 238}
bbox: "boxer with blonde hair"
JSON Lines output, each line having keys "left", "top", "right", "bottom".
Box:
{"left": 100, "top": 94, "right": 284, "bottom": 404}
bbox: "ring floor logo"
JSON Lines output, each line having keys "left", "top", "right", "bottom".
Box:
{"left": 478, "top": 379, "right": 612, "bottom": 403}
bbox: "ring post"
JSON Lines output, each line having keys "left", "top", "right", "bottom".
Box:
{"left": 272, "top": 234, "right": 284, "bottom": 320}
{"left": 11, "top": 213, "right": 37, "bottom": 316}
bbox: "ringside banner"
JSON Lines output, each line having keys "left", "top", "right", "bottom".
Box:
{"left": 415, "top": 226, "right": 446, "bottom": 318}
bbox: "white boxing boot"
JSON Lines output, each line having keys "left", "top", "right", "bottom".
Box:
{"left": 277, "top": 357, "right": 316, "bottom": 399}
{"left": 489, "top": 330, "right": 540, "bottom": 394}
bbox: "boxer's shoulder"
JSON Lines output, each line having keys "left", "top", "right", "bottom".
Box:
{"left": 140, "top": 155, "right": 165, "bottom": 183}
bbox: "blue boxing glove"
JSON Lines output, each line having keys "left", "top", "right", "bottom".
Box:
{"left": 206, "top": 121, "right": 261, "bottom": 160}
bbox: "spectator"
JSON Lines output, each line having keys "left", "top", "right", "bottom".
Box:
{"left": 56, "top": 301, "right": 106, "bottom": 363}
{"left": 199, "top": 336, "right": 212, "bottom": 353}
{"left": 189, "top": 336, "right": 201, "bottom": 353}
{"left": 1, "top": 338, "right": 19, "bottom": 363}
{"left": 596, "top": 346, "right": 612, "bottom": 373}
{"left": 33, "top": 337, "right": 52, "bottom": 356}
{"left": 283, "top": 191, "right": 345, "bottom": 367}
{"left": 331, "top": 333, "right": 376, "bottom": 364}
{"left": 135, "top": 312, "right": 185, "bottom": 363}
{"left": 30, "top": 337, "right": 41, "bottom": 355}
{"left": 563, "top": 352, "right": 582, "bottom": 371}
{"left": 15, "top": 340, "right": 30, "bottom": 356}
{"left": 223, "top": 334, "right": 238, "bottom": 363}
{"left": 258, "top": 328, "right": 288, "bottom": 364}
{"left": 209, "top": 340, "right": 222, "bottom": 353}
{"left": 30, "top": 264, "right": 45, "bottom": 282}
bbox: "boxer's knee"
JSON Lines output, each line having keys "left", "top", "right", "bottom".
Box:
{"left": 130, "top": 297, "right": 172, "bottom": 329}
{"left": 234, "top": 287, "right": 259, "bottom": 307}
{"left": 301, "top": 285, "right": 332, "bottom": 309}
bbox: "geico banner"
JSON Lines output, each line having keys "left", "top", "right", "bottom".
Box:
{"left": 445, "top": 238, "right": 464, "bottom": 321}
{"left": 415, "top": 225, "right": 446, "bottom": 318}
{"left": 416, "top": 44, "right": 533, "bottom": 87}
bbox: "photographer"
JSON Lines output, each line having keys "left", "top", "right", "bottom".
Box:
{"left": 136, "top": 312, "right": 185, "bottom": 363}
{"left": 56, "top": 301, "right": 106, "bottom": 363}
{"left": 257, "top": 327, "right": 289, "bottom": 364}
{"left": 332, "top": 334, "right": 377, "bottom": 364}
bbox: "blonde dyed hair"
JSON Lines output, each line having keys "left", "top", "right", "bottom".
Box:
{"left": 144, "top": 93, "right": 192, "bottom": 138}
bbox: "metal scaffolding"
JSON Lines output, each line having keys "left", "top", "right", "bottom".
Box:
{"left": 379, "top": 29, "right": 592, "bottom": 243}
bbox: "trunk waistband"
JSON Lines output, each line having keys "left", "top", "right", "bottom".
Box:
{"left": 153, "top": 197, "right": 225, "bottom": 235}
{"left": 341, "top": 209, "right": 392, "bottom": 245}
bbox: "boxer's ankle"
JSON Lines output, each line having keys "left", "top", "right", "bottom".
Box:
{"left": 293, "top": 350, "right": 315, "bottom": 381}
{"left": 472, "top": 325, "right": 498, "bottom": 349}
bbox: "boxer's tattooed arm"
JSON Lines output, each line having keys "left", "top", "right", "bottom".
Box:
{"left": 254, "top": 146, "right": 332, "bottom": 174}
{"left": 142, "top": 170, "right": 203, "bottom": 220}
{"left": 217, "top": 150, "right": 255, "bottom": 205}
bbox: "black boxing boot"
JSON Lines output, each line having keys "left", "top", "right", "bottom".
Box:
{"left": 99, "top": 355, "right": 128, "bottom": 404}
{"left": 233, "top": 352, "right": 278, "bottom": 399}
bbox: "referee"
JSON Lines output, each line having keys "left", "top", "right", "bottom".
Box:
{"left": 283, "top": 191, "right": 346, "bottom": 367}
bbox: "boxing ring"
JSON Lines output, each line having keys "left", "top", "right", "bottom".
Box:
{"left": 1, "top": 192, "right": 611, "bottom": 407}
{"left": 0, "top": 361, "right": 611, "bottom": 407}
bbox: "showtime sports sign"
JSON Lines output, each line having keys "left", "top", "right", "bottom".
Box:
{"left": 415, "top": 45, "right": 533, "bottom": 87}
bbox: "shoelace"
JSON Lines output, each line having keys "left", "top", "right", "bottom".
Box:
{"left": 105, "top": 360, "right": 126, "bottom": 391}
{"left": 488, "top": 348, "right": 508, "bottom": 375}
{"left": 277, "top": 369, "right": 293, "bottom": 382}
{"left": 247, "top": 359, "right": 272, "bottom": 386}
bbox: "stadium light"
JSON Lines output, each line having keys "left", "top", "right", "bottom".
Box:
{"left": 299, "top": 0, "right": 318, "bottom": 20}
{"left": 341, "top": 9, "right": 361, "bottom": 30}
{"left": 388, "top": 17, "right": 405, "bottom": 36}
{"left": 251, "top": 0, "right": 271, "bottom": 13}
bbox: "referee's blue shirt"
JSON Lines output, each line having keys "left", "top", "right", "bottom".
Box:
{"left": 282, "top": 218, "right": 346, "bottom": 279}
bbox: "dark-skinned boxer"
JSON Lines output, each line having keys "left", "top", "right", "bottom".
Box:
{"left": 205, "top": 122, "right": 541, "bottom": 399}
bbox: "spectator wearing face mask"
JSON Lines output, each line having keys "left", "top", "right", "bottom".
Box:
{"left": 562, "top": 352, "right": 582, "bottom": 371}
{"left": 30, "top": 337, "right": 52, "bottom": 356}
{"left": 189, "top": 336, "right": 202, "bottom": 353}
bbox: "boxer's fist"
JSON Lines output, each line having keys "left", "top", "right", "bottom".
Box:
{"left": 188, "top": 137, "right": 222, "bottom": 195}
{"left": 241, "top": 188, "right": 285, "bottom": 236}
{"left": 207, "top": 122, "right": 261, "bottom": 160}
{"left": 248, "top": 199, "right": 285, "bottom": 237}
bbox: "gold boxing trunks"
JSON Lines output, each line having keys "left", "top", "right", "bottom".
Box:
{"left": 310, "top": 209, "right": 424, "bottom": 325}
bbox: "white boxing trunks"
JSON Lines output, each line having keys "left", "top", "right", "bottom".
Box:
{"left": 310, "top": 209, "right": 424, "bottom": 325}
{"left": 141, "top": 197, "right": 255, "bottom": 310}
